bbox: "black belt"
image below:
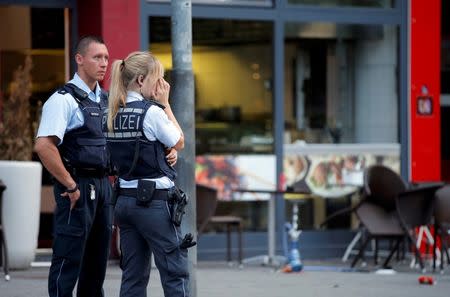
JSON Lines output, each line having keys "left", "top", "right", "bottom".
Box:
{"left": 118, "top": 188, "right": 171, "bottom": 200}
{"left": 72, "top": 167, "right": 108, "bottom": 178}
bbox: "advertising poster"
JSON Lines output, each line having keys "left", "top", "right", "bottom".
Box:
{"left": 196, "top": 155, "right": 275, "bottom": 200}
{"left": 195, "top": 144, "right": 400, "bottom": 200}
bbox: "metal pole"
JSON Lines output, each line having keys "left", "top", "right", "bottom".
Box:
{"left": 274, "top": 19, "right": 285, "bottom": 262}
{"left": 171, "top": 0, "right": 196, "bottom": 296}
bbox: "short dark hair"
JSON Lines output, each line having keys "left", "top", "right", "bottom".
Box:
{"left": 75, "top": 35, "right": 105, "bottom": 55}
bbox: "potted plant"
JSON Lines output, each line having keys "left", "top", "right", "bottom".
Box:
{"left": 0, "top": 55, "right": 42, "bottom": 269}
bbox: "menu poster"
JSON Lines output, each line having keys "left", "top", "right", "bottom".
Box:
{"left": 196, "top": 155, "right": 275, "bottom": 201}
{"left": 284, "top": 154, "right": 400, "bottom": 198}
{"left": 195, "top": 152, "right": 400, "bottom": 201}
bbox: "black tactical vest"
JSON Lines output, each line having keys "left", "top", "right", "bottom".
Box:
{"left": 58, "top": 83, "right": 109, "bottom": 170}
{"left": 103, "top": 100, "right": 177, "bottom": 181}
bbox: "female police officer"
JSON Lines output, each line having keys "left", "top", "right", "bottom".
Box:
{"left": 105, "top": 51, "right": 188, "bottom": 297}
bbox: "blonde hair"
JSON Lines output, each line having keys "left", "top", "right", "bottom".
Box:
{"left": 107, "top": 51, "right": 164, "bottom": 131}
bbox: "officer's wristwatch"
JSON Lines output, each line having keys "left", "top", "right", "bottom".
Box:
{"left": 66, "top": 184, "right": 79, "bottom": 193}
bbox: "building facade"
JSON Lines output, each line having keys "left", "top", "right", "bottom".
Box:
{"left": 0, "top": 0, "right": 446, "bottom": 258}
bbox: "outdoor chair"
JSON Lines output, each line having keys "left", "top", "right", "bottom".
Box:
{"left": 196, "top": 184, "right": 243, "bottom": 265}
{"left": 433, "top": 185, "right": 450, "bottom": 272}
{"left": 321, "top": 165, "right": 406, "bottom": 227}
{"left": 0, "top": 180, "right": 10, "bottom": 281}
{"left": 320, "top": 165, "right": 407, "bottom": 266}
{"left": 351, "top": 166, "right": 443, "bottom": 270}
{"left": 393, "top": 184, "right": 443, "bottom": 271}
{"left": 351, "top": 195, "right": 406, "bottom": 269}
{"left": 359, "top": 165, "right": 410, "bottom": 266}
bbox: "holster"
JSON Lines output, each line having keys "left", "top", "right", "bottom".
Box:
{"left": 169, "top": 187, "right": 188, "bottom": 226}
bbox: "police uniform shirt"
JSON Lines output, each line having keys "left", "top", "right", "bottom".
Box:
{"left": 36, "top": 73, "right": 102, "bottom": 144}
{"left": 119, "top": 91, "right": 181, "bottom": 190}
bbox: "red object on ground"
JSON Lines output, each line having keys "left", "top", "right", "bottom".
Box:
{"left": 418, "top": 275, "right": 435, "bottom": 285}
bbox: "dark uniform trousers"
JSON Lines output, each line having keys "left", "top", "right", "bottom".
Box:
{"left": 114, "top": 195, "right": 189, "bottom": 297}
{"left": 48, "top": 177, "right": 113, "bottom": 297}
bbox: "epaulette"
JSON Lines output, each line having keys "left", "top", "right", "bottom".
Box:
{"left": 57, "top": 83, "right": 89, "bottom": 104}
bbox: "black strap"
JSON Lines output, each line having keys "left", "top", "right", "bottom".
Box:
{"left": 60, "top": 83, "right": 107, "bottom": 108}
{"left": 63, "top": 83, "right": 89, "bottom": 104}
{"left": 124, "top": 136, "right": 141, "bottom": 179}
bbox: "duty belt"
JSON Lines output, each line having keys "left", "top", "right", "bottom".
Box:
{"left": 118, "top": 188, "right": 171, "bottom": 200}
{"left": 71, "top": 167, "right": 108, "bottom": 178}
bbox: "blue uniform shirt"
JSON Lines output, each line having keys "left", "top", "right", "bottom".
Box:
{"left": 36, "top": 73, "right": 102, "bottom": 144}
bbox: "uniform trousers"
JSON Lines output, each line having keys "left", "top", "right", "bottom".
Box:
{"left": 114, "top": 194, "right": 189, "bottom": 297}
{"left": 48, "top": 176, "right": 112, "bottom": 297}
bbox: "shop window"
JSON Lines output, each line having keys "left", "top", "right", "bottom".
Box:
{"left": 150, "top": 17, "right": 274, "bottom": 155}
{"left": 1, "top": 6, "right": 66, "bottom": 179}
{"left": 150, "top": 18, "right": 274, "bottom": 232}
{"left": 284, "top": 22, "right": 399, "bottom": 144}
{"left": 0, "top": 6, "right": 66, "bottom": 248}
{"left": 283, "top": 22, "right": 400, "bottom": 230}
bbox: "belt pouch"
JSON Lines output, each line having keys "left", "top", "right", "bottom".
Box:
{"left": 137, "top": 180, "right": 156, "bottom": 207}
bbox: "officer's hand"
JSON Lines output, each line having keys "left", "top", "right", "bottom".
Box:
{"left": 61, "top": 189, "right": 80, "bottom": 210}
{"left": 165, "top": 148, "right": 178, "bottom": 166}
{"left": 152, "top": 78, "right": 170, "bottom": 107}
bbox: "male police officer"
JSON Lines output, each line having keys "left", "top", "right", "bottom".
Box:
{"left": 34, "top": 36, "right": 112, "bottom": 297}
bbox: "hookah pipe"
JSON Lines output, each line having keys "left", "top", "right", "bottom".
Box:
{"left": 282, "top": 201, "right": 303, "bottom": 273}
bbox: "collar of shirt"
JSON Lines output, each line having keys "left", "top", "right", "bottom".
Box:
{"left": 127, "top": 91, "right": 144, "bottom": 103}
{"left": 68, "top": 73, "right": 101, "bottom": 103}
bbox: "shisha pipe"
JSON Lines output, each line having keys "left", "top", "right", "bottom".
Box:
{"left": 282, "top": 201, "right": 303, "bottom": 273}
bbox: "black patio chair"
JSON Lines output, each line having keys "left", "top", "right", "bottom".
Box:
{"left": 351, "top": 165, "right": 443, "bottom": 270}
{"left": 393, "top": 184, "right": 443, "bottom": 271}
{"left": 351, "top": 194, "right": 406, "bottom": 268}
{"left": 321, "top": 165, "right": 407, "bottom": 227}
{"left": 323, "top": 165, "right": 407, "bottom": 267}
{"left": 196, "top": 184, "right": 243, "bottom": 265}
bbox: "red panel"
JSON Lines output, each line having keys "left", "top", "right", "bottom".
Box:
{"left": 101, "top": 0, "right": 140, "bottom": 90}
{"left": 77, "top": 0, "right": 139, "bottom": 90}
{"left": 410, "top": 0, "right": 441, "bottom": 182}
{"left": 77, "top": 0, "right": 102, "bottom": 38}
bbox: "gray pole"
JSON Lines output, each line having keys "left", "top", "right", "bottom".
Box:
{"left": 170, "top": 0, "right": 196, "bottom": 296}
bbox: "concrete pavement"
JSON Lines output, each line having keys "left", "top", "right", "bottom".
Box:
{"left": 1, "top": 261, "right": 450, "bottom": 297}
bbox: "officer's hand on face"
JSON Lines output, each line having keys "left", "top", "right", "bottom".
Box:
{"left": 152, "top": 78, "right": 170, "bottom": 107}
{"left": 165, "top": 148, "right": 178, "bottom": 167}
{"left": 61, "top": 184, "right": 80, "bottom": 210}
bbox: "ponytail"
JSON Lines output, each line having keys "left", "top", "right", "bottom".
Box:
{"left": 107, "top": 52, "right": 164, "bottom": 132}
{"left": 107, "top": 60, "right": 127, "bottom": 132}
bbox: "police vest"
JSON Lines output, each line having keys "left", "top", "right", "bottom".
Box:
{"left": 103, "top": 100, "right": 177, "bottom": 181}
{"left": 58, "top": 83, "right": 109, "bottom": 170}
